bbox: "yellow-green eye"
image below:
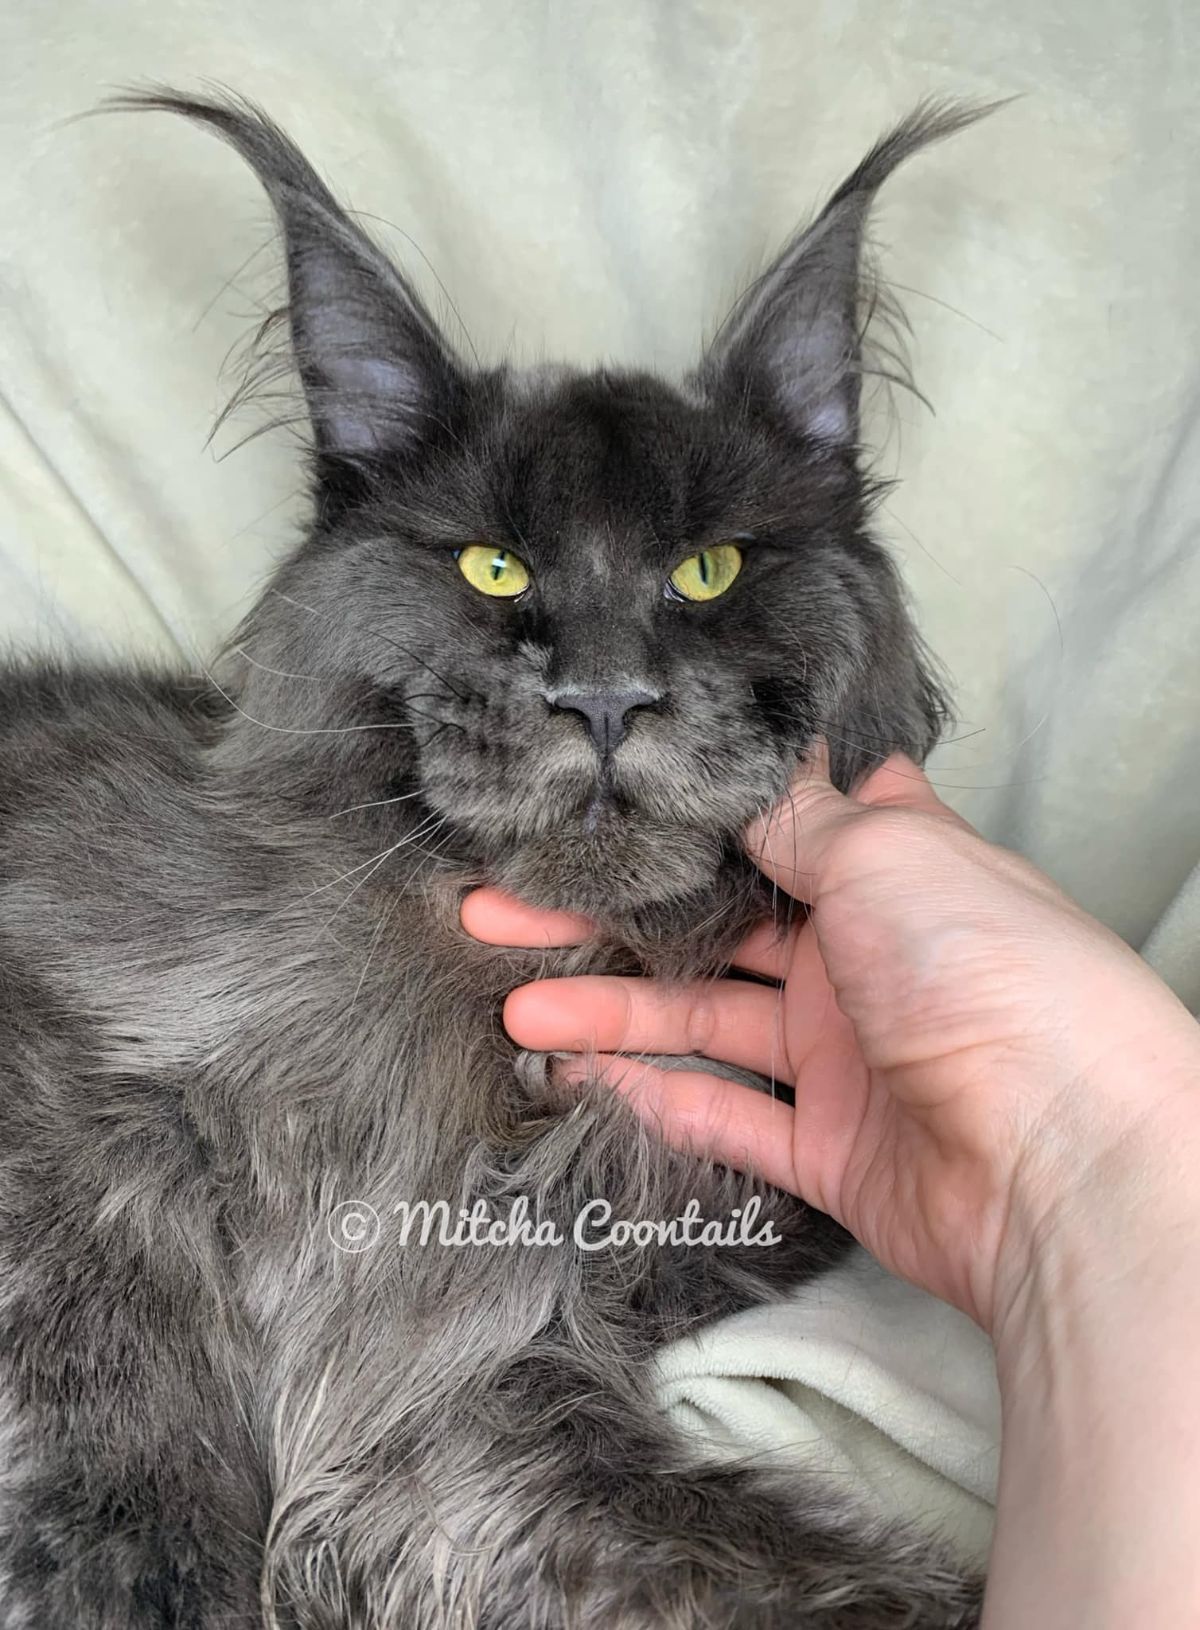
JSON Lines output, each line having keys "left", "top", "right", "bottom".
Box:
{"left": 668, "top": 543, "right": 743, "bottom": 603}
{"left": 456, "top": 545, "right": 531, "bottom": 598}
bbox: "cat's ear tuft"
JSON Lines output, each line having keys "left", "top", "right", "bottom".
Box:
{"left": 696, "top": 100, "right": 996, "bottom": 449}
{"left": 111, "top": 88, "right": 467, "bottom": 465}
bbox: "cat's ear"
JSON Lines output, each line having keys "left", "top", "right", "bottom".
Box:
{"left": 697, "top": 101, "right": 991, "bottom": 449}
{"left": 113, "top": 89, "right": 466, "bottom": 464}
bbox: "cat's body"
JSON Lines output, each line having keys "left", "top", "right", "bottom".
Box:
{"left": 0, "top": 94, "right": 986, "bottom": 1627}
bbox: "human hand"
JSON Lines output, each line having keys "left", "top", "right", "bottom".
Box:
{"left": 461, "top": 745, "right": 1200, "bottom": 1347}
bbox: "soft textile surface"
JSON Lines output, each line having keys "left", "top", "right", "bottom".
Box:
{"left": 657, "top": 1252, "right": 1000, "bottom": 1566}
{"left": 2, "top": 0, "right": 1197, "bottom": 1559}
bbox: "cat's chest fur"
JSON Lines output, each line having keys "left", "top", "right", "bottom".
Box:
{"left": 0, "top": 711, "right": 587, "bottom": 1564}
{"left": 0, "top": 678, "right": 544, "bottom": 1297}
{"left": 0, "top": 685, "right": 641, "bottom": 1382}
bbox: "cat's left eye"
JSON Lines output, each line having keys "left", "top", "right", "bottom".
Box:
{"left": 667, "top": 543, "right": 743, "bottom": 603}
{"left": 455, "top": 545, "right": 531, "bottom": 599}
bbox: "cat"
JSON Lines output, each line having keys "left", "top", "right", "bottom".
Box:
{"left": 0, "top": 91, "right": 987, "bottom": 1628}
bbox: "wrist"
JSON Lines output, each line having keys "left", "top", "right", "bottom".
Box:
{"left": 994, "top": 1145, "right": 1200, "bottom": 1400}
{"left": 983, "top": 1083, "right": 1200, "bottom": 1628}
{"left": 989, "top": 1010, "right": 1200, "bottom": 1364}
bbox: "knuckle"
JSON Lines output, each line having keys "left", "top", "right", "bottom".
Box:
{"left": 683, "top": 988, "right": 719, "bottom": 1058}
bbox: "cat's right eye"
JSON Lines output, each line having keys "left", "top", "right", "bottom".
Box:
{"left": 454, "top": 545, "right": 532, "bottom": 599}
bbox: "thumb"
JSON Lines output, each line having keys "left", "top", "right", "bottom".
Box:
{"left": 744, "top": 742, "right": 963, "bottom": 904}
{"left": 743, "top": 740, "right": 861, "bottom": 905}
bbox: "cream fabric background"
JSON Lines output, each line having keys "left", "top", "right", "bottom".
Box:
{"left": 1, "top": 0, "right": 1196, "bottom": 1563}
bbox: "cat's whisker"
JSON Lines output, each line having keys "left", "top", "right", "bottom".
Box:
{"left": 313, "top": 814, "right": 448, "bottom": 943}
{"left": 404, "top": 838, "right": 457, "bottom": 898}
{"left": 275, "top": 829, "right": 442, "bottom": 917}
{"left": 328, "top": 790, "right": 427, "bottom": 819}
{"left": 230, "top": 645, "right": 326, "bottom": 683}
{"left": 279, "top": 850, "right": 404, "bottom": 912}
{"left": 745, "top": 594, "right": 811, "bottom": 692}
{"left": 804, "top": 715, "right": 987, "bottom": 759}
{"left": 266, "top": 588, "right": 474, "bottom": 704}
{"left": 403, "top": 704, "right": 459, "bottom": 730}
{"left": 314, "top": 849, "right": 400, "bottom": 941}
{"left": 919, "top": 562, "right": 1061, "bottom": 771}
{"left": 343, "top": 827, "right": 453, "bottom": 996}
{"left": 347, "top": 893, "right": 401, "bottom": 1016}
{"left": 201, "top": 666, "right": 421, "bottom": 738}
{"left": 877, "top": 502, "right": 965, "bottom": 588}
{"left": 806, "top": 724, "right": 1040, "bottom": 793}
{"left": 395, "top": 816, "right": 455, "bottom": 869}
{"left": 919, "top": 772, "right": 1046, "bottom": 791}
{"left": 745, "top": 590, "right": 1008, "bottom": 774}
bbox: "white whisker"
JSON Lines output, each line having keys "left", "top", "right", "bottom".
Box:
{"left": 313, "top": 815, "right": 447, "bottom": 943}
{"left": 328, "top": 790, "right": 427, "bottom": 819}
{"left": 266, "top": 587, "right": 472, "bottom": 703}
{"left": 202, "top": 666, "right": 417, "bottom": 737}
{"left": 231, "top": 646, "right": 326, "bottom": 683}
{"left": 348, "top": 894, "right": 400, "bottom": 1015}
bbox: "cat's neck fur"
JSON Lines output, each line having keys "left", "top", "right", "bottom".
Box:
{"left": 75, "top": 697, "right": 760, "bottom": 1217}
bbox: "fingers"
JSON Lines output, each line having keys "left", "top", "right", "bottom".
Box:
{"left": 463, "top": 884, "right": 797, "bottom": 979}
{"left": 729, "top": 918, "right": 797, "bottom": 981}
{"left": 855, "top": 752, "right": 973, "bottom": 826}
{"left": 559, "top": 963, "right": 865, "bottom": 1213}
{"left": 503, "top": 974, "right": 793, "bottom": 1085}
{"left": 744, "top": 742, "right": 858, "bottom": 903}
{"left": 460, "top": 887, "right": 593, "bottom": 948}
{"left": 557, "top": 1056, "right": 803, "bottom": 1197}
{"left": 745, "top": 742, "right": 967, "bottom": 902}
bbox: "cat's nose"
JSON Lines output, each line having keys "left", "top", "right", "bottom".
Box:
{"left": 546, "top": 689, "right": 660, "bottom": 755}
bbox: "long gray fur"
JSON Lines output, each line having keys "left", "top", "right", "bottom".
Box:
{"left": 0, "top": 92, "right": 989, "bottom": 1627}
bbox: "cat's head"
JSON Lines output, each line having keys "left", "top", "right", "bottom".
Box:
{"left": 125, "top": 92, "right": 975, "bottom": 926}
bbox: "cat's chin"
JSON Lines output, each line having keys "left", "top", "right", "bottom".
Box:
{"left": 485, "top": 811, "right": 779, "bottom": 980}
{"left": 490, "top": 815, "right": 726, "bottom": 920}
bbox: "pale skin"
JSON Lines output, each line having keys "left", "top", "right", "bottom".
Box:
{"left": 462, "top": 744, "right": 1200, "bottom": 1627}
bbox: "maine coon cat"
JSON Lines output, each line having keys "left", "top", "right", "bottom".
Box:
{"left": 0, "top": 91, "right": 987, "bottom": 1628}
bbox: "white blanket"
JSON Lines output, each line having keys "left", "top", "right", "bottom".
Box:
{"left": 3, "top": 0, "right": 1197, "bottom": 1562}
{"left": 658, "top": 1252, "right": 1000, "bottom": 1565}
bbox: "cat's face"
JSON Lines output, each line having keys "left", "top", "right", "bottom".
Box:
{"left": 273, "top": 366, "right": 936, "bottom": 915}
{"left": 245, "top": 358, "right": 941, "bottom": 918}
{"left": 150, "top": 94, "right": 965, "bottom": 920}
{"left": 409, "top": 373, "right": 832, "bottom": 912}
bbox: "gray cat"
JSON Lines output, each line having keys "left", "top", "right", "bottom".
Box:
{"left": 0, "top": 92, "right": 987, "bottom": 1628}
